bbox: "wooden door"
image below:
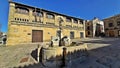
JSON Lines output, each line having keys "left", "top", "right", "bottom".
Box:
{"left": 109, "top": 30, "right": 114, "bottom": 37}
{"left": 32, "top": 30, "right": 43, "bottom": 42}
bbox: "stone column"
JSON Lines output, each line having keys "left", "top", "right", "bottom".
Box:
{"left": 29, "top": 8, "right": 33, "bottom": 23}
{"left": 54, "top": 14, "right": 58, "bottom": 26}
{"left": 83, "top": 20, "right": 86, "bottom": 38}
{"left": 43, "top": 12, "right": 46, "bottom": 24}
{"left": 78, "top": 20, "right": 80, "bottom": 27}
{"left": 71, "top": 19, "right": 74, "bottom": 27}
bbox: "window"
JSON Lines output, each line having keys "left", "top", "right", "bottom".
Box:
{"left": 87, "top": 26, "right": 90, "bottom": 30}
{"left": 16, "top": 7, "right": 29, "bottom": 14}
{"left": 80, "top": 20, "right": 83, "bottom": 24}
{"left": 15, "top": 18, "right": 17, "bottom": 20}
{"left": 88, "top": 31, "right": 90, "bottom": 35}
{"left": 20, "top": 18, "right": 22, "bottom": 21}
{"left": 80, "top": 32, "right": 84, "bottom": 38}
{"left": 70, "top": 31, "right": 74, "bottom": 39}
{"left": 73, "top": 19, "right": 78, "bottom": 23}
{"left": 17, "top": 18, "right": 19, "bottom": 21}
{"left": 46, "top": 13, "right": 54, "bottom": 19}
{"left": 66, "top": 17, "right": 71, "bottom": 22}
{"left": 109, "top": 23, "right": 113, "bottom": 27}
{"left": 117, "top": 21, "right": 120, "bottom": 25}
{"left": 87, "top": 22, "right": 91, "bottom": 25}
{"left": 27, "top": 19, "right": 29, "bottom": 22}
{"left": 22, "top": 19, "right": 24, "bottom": 21}
{"left": 15, "top": 18, "right": 29, "bottom": 22}
{"left": 33, "top": 11, "right": 43, "bottom": 17}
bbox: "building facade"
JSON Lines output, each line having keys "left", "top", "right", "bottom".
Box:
{"left": 7, "top": 2, "right": 85, "bottom": 45}
{"left": 85, "top": 20, "right": 93, "bottom": 37}
{"left": 85, "top": 18, "right": 104, "bottom": 37}
{"left": 103, "top": 14, "right": 120, "bottom": 37}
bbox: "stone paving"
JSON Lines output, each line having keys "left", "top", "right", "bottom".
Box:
{"left": 68, "top": 38, "right": 120, "bottom": 68}
{"left": 0, "top": 44, "right": 40, "bottom": 68}
{"left": 0, "top": 38, "right": 120, "bottom": 68}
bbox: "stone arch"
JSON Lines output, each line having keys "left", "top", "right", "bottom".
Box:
{"left": 15, "top": 6, "right": 29, "bottom": 14}
{"left": 46, "top": 13, "right": 55, "bottom": 19}
{"left": 57, "top": 16, "right": 64, "bottom": 22}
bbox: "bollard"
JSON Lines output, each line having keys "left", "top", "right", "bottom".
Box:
{"left": 62, "top": 47, "right": 67, "bottom": 67}
{"left": 37, "top": 44, "right": 40, "bottom": 62}
{"left": 40, "top": 47, "right": 44, "bottom": 63}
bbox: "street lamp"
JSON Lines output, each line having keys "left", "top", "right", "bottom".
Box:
{"left": 58, "top": 17, "right": 64, "bottom": 46}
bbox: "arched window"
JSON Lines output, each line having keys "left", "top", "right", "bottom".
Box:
{"left": 33, "top": 11, "right": 43, "bottom": 17}
{"left": 46, "top": 13, "right": 54, "bottom": 19}
{"left": 80, "top": 20, "right": 83, "bottom": 24}
{"left": 15, "top": 18, "right": 17, "bottom": 20}
{"left": 73, "top": 19, "right": 78, "bottom": 23}
{"left": 66, "top": 17, "right": 71, "bottom": 22}
{"left": 88, "top": 31, "right": 90, "bottom": 35}
{"left": 22, "top": 19, "right": 24, "bottom": 21}
{"left": 17, "top": 18, "right": 19, "bottom": 21}
{"left": 15, "top": 7, "right": 29, "bottom": 14}
{"left": 108, "top": 23, "right": 113, "bottom": 27}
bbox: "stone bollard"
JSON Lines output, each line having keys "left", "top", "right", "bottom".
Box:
{"left": 62, "top": 47, "right": 67, "bottom": 67}
{"left": 37, "top": 44, "right": 44, "bottom": 63}
{"left": 37, "top": 44, "right": 40, "bottom": 62}
{"left": 40, "top": 47, "right": 44, "bottom": 64}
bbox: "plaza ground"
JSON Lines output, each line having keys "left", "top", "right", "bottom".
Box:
{"left": 0, "top": 38, "right": 120, "bottom": 68}
{"left": 70, "top": 38, "right": 120, "bottom": 68}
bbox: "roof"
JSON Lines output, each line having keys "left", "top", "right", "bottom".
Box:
{"left": 103, "top": 14, "right": 120, "bottom": 20}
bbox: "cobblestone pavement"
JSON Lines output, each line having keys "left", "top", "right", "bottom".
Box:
{"left": 0, "top": 38, "right": 120, "bottom": 68}
{"left": 0, "top": 44, "right": 42, "bottom": 68}
{"left": 68, "top": 37, "right": 120, "bottom": 68}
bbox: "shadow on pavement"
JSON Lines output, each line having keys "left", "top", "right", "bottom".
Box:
{"left": 14, "top": 38, "right": 120, "bottom": 68}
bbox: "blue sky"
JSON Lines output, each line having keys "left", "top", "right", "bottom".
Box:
{"left": 0, "top": 0, "right": 120, "bottom": 32}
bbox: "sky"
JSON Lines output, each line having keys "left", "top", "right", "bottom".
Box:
{"left": 0, "top": 0, "right": 120, "bottom": 32}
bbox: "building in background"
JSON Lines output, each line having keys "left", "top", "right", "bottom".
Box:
{"left": 0, "top": 32, "right": 3, "bottom": 38}
{"left": 85, "top": 20, "right": 93, "bottom": 37}
{"left": 7, "top": 1, "right": 85, "bottom": 45}
{"left": 103, "top": 14, "right": 120, "bottom": 37}
{"left": 85, "top": 17, "right": 105, "bottom": 37}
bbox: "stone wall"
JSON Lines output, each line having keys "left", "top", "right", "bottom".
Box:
{"left": 41, "top": 44, "right": 88, "bottom": 67}
{"left": 7, "top": 2, "right": 85, "bottom": 45}
{"left": 103, "top": 14, "right": 120, "bottom": 37}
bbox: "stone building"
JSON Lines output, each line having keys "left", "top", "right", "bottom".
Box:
{"left": 7, "top": 1, "right": 85, "bottom": 45}
{"left": 85, "top": 18, "right": 104, "bottom": 37}
{"left": 85, "top": 20, "right": 93, "bottom": 37}
{"left": 0, "top": 32, "right": 3, "bottom": 38}
{"left": 103, "top": 14, "right": 120, "bottom": 37}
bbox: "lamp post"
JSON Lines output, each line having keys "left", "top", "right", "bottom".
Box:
{"left": 58, "top": 17, "right": 63, "bottom": 46}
